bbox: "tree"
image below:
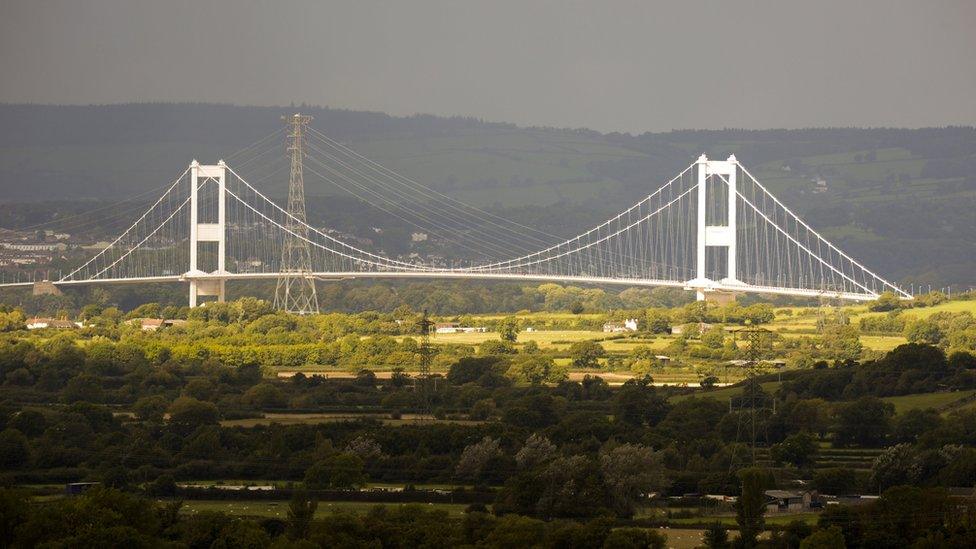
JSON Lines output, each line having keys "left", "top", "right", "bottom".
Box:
{"left": 304, "top": 453, "right": 367, "bottom": 489}
{"left": 344, "top": 436, "right": 384, "bottom": 461}
{"left": 812, "top": 468, "right": 858, "bottom": 495}
{"left": 455, "top": 436, "right": 503, "bottom": 480}
{"left": 7, "top": 410, "right": 45, "bottom": 437}
{"left": 868, "top": 292, "right": 902, "bottom": 312}
{"left": 241, "top": 383, "right": 286, "bottom": 409}
{"left": 205, "top": 516, "right": 271, "bottom": 548}
{"left": 700, "top": 375, "right": 719, "bottom": 389}
{"left": 870, "top": 443, "right": 919, "bottom": 491}
{"left": 770, "top": 432, "right": 818, "bottom": 468}
{"left": 613, "top": 381, "right": 670, "bottom": 427}
{"left": 0, "top": 311, "right": 25, "bottom": 332}
{"left": 506, "top": 354, "right": 566, "bottom": 384}
{"left": 703, "top": 522, "right": 731, "bottom": 549}
{"left": 0, "top": 488, "right": 29, "bottom": 547}
{"left": 0, "top": 429, "right": 29, "bottom": 468}
{"left": 799, "top": 527, "right": 845, "bottom": 548}
{"left": 644, "top": 309, "right": 671, "bottom": 334}
{"left": 287, "top": 491, "right": 318, "bottom": 540}
{"left": 148, "top": 474, "right": 177, "bottom": 497}
{"left": 862, "top": 486, "right": 950, "bottom": 546}
{"left": 781, "top": 399, "right": 832, "bottom": 438}
{"left": 479, "top": 339, "right": 517, "bottom": 356}
{"left": 948, "top": 350, "right": 976, "bottom": 370}
{"left": 498, "top": 316, "right": 520, "bottom": 342}
{"left": 599, "top": 443, "right": 670, "bottom": 517}
{"left": 834, "top": 397, "right": 893, "bottom": 447}
{"left": 892, "top": 408, "right": 943, "bottom": 443}
{"left": 447, "top": 356, "right": 509, "bottom": 387}
{"left": 701, "top": 325, "right": 726, "bottom": 349}
{"left": 734, "top": 468, "right": 768, "bottom": 548}
{"left": 602, "top": 527, "right": 667, "bottom": 548}
{"left": 132, "top": 395, "right": 168, "bottom": 422}
{"left": 62, "top": 374, "right": 104, "bottom": 404}
{"left": 657, "top": 397, "right": 727, "bottom": 444}
{"left": 820, "top": 324, "right": 863, "bottom": 361}
{"left": 515, "top": 434, "right": 557, "bottom": 470}
{"left": 481, "top": 515, "right": 547, "bottom": 547}
{"left": 536, "top": 456, "right": 609, "bottom": 519}
{"left": 14, "top": 487, "right": 160, "bottom": 547}
{"left": 167, "top": 397, "right": 219, "bottom": 435}
{"left": 569, "top": 341, "right": 605, "bottom": 369}
{"left": 904, "top": 319, "right": 943, "bottom": 346}
{"left": 237, "top": 297, "right": 274, "bottom": 322}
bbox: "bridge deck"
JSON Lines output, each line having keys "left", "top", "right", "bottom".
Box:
{"left": 0, "top": 271, "right": 878, "bottom": 301}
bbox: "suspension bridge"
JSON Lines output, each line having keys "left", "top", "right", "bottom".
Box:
{"left": 0, "top": 118, "right": 911, "bottom": 307}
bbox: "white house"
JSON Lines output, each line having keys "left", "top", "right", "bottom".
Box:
{"left": 602, "top": 318, "right": 639, "bottom": 333}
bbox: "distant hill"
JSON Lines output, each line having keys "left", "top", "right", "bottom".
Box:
{"left": 0, "top": 103, "right": 974, "bottom": 287}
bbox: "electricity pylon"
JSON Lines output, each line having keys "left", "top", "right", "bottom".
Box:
{"left": 274, "top": 114, "right": 319, "bottom": 315}
{"left": 729, "top": 326, "right": 775, "bottom": 471}
{"left": 417, "top": 309, "right": 435, "bottom": 417}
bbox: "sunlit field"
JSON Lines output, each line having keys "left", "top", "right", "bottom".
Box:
{"left": 881, "top": 390, "right": 976, "bottom": 415}
{"left": 429, "top": 329, "right": 601, "bottom": 348}
{"left": 180, "top": 500, "right": 471, "bottom": 518}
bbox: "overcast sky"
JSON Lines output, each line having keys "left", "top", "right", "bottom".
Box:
{"left": 1, "top": 0, "right": 974, "bottom": 133}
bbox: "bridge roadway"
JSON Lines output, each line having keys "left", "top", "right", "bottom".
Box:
{"left": 0, "top": 270, "right": 879, "bottom": 301}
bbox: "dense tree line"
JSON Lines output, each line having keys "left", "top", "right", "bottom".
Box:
{"left": 2, "top": 320, "right": 975, "bottom": 501}
{"left": 1, "top": 482, "right": 974, "bottom": 548}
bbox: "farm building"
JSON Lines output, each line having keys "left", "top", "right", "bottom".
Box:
{"left": 26, "top": 317, "right": 79, "bottom": 330}
{"left": 765, "top": 490, "right": 818, "bottom": 513}
{"left": 434, "top": 322, "right": 487, "bottom": 334}
{"left": 128, "top": 318, "right": 189, "bottom": 331}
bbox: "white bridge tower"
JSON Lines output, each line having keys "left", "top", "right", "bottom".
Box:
{"left": 184, "top": 160, "right": 228, "bottom": 307}
{"left": 686, "top": 154, "right": 742, "bottom": 300}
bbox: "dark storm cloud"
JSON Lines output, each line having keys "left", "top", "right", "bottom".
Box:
{"left": 1, "top": 0, "right": 974, "bottom": 133}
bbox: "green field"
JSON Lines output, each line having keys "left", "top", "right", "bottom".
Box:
{"left": 670, "top": 382, "right": 783, "bottom": 404}
{"left": 180, "top": 500, "right": 470, "bottom": 518}
{"left": 430, "top": 329, "right": 602, "bottom": 348}
{"left": 220, "top": 413, "right": 484, "bottom": 428}
{"left": 174, "top": 500, "right": 728, "bottom": 548}
{"left": 849, "top": 299, "right": 976, "bottom": 324}
{"left": 672, "top": 385, "right": 976, "bottom": 416}
{"left": 668, "top": 512, "right": 819, "bottom": 527}
{"left": 881, "top": 390, "right": 976, "bottom": 415}
{"left": 858, "top": 335, "right": 908, "bottom": 352}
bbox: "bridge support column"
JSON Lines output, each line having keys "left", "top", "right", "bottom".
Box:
{"left": 688, "top": 154, "right": 741, "bottom": 301}
{"left": 695, "top": 154, "right": 708, "bottom": 293}
{"left": 186, "top": 160, "right": 228, "bottom": 307}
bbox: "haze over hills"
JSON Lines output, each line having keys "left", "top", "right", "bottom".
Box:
{"left": 0, "top": 103, "right": 974, "bottom": 287}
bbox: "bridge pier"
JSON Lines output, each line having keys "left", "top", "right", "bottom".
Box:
{"left": 32, "top": 280, "right": 63, "bottom": 297}
{"left": 188, "top": 278, "right": 225, "bottom": 307}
